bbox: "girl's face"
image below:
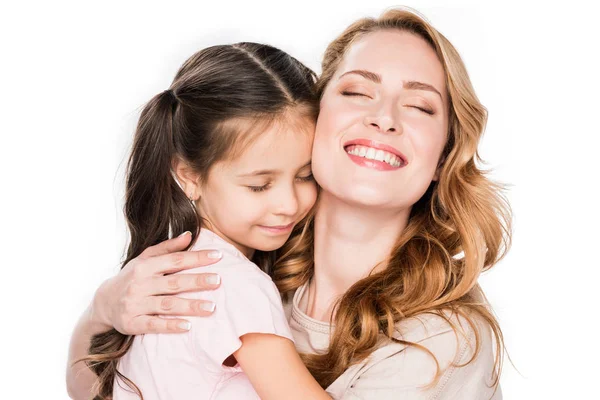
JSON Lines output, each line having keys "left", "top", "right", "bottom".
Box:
{"left": 312, "top": 30, "right": 449, "bottom": 211}
{"left": 197, "top": 115, "right": 317, "bottom": 258}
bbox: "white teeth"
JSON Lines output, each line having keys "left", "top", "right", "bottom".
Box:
{"left": 345, "top": 145, "right": 403, "bottom": 167}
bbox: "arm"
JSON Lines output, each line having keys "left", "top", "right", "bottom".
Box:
{"left": 185, "top": 267, "right": 330, "bottom": 400}
{"left": 66, "top": 301, "right": 111, "bottom": 400}
{"left": 66, "top": 232, "right": 223, "bottom": 399}
{"left": 235, "top": 333, "right": 331, "bottom": 400}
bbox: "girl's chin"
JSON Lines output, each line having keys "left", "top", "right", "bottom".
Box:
{"left": 248, "top": 235, "right": 291, "bottom": 252}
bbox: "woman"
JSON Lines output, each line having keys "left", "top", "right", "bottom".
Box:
{"left": 67, "top": 8, "right": 510, "bottom": 399}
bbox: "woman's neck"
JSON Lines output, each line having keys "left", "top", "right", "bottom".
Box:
{"left": 303, "top": 191, "right": 410, "bottom": 322}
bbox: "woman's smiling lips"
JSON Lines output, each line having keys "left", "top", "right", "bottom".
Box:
{"left": 343, "top": 138, "right": 408, "bottom": 171}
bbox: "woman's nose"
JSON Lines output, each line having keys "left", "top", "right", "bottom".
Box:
{"left": 363, "top": 115, "right": 398, "bottom": 133}
{"left": 363, "top": 101, "right": 401, "bottom": 134}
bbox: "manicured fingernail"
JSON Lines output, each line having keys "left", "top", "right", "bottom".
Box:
{"left": 178, "top": 321, "right": 191, "bottom": 331}
{"left": 178, "top": 231, "right": 191, "bottom": 238}
{"left": 205, "top": 274, "right": 221, "bottom": 285}
{"left": 207, "top": 250, "right": 222, "bottom": 259}
{"left": 201, "top": 302, "right": 216, "bottom": 312}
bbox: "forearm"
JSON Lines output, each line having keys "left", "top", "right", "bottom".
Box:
{"left": 235, "top": 333, "right": 331, "bottom": 400}
{"left": 65, "top": 234, "right": 221, "bottom": 399}
{"left": 66, "top": 302, "right": 111, "bottom": 399}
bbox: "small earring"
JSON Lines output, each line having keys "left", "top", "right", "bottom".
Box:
{"left": 189, "top": 191, "right": 195, "bottom": 203}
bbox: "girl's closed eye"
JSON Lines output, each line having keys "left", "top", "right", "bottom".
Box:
{"left": 296, "top": 173, "right": 314, "bottom": 182}
{"left": 249, "top": 173, "right": 313, "bottom": 192}
{"left": 248, "top": 182, "right": 271, "bottom": 193}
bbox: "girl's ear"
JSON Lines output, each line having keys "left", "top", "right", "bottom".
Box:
{"left": 172, "top": 158, "right": 201, "bottom": 201}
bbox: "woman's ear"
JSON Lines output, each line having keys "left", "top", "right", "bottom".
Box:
{"left": 172, "top": 158, "right": 201, "bottom": 201}
{"left": 433, "top": 155, "right": 446, "bottom": 182}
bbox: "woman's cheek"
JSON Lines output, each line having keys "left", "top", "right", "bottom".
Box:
{"left": 410, "top": 119, "right": 446, "bottom": 155}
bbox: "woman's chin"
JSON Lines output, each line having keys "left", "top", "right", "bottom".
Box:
{"left": 322, "top": 184, "right": 406, "bottom": 210}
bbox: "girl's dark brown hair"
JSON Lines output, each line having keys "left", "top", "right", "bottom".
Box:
{"left": 81, "top": 42, "right": 318, "bottom": 399}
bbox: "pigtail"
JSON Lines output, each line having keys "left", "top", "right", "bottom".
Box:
{"left": 84, "top": 90, "right": 200, "bottom": 400}
{"left": 124, "top": 90, "right": 199, "bottom": 263}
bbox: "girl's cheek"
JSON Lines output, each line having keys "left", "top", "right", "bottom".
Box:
{"left": 303, "top": 184, "right": 319, "bottom": 212}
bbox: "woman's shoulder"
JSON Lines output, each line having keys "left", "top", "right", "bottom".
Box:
{"left": 327, "top": 310, "right": 500, "bottom": 399}
{"left": 394, "top": 309, "right": 494, "bottom": 348}
{"left": 392, "top": 309, "right": 497, "bottom": 380}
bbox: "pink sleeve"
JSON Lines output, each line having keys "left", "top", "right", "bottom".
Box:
{"left": 189, "top": 269, "right": 294, "bottom": 372}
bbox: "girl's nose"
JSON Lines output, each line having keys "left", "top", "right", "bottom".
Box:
{"left": 273, "top": 186, "right": 299, "bottom": 216}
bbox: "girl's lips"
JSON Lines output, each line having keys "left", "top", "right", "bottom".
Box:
{"left": 258, "top": 222, "right": 295, "bottom": 234}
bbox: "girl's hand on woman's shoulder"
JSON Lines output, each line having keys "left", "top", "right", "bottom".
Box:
{"left": 91, "top": 231, "right": 223, "bottom": 335}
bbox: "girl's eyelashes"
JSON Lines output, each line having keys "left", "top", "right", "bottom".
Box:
{"left": 296, "top": 173, "right": 314, "bottom": 182}
{"left": 247, "top": 174, "right": 313, "bottom": 193}
{"left": 248, "top": 183, "right": 270, "bottom": 193}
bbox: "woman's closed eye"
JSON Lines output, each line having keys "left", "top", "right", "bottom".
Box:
{"left": 341, "top": 90, "right": 371, "bottom": 98}
{"left": 406, "top": 104, "right": 435, "bottom": 115}
{"left": 342, "top": 90, "right": 434, "bottom": 115}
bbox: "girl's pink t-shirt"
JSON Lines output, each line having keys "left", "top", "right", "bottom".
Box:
{"left": 113, "top": 229, "right": 294, "bottom": 399}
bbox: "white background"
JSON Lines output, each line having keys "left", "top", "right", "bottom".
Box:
{"left": 1, "top": 0, "right": 598, "bottom": 398}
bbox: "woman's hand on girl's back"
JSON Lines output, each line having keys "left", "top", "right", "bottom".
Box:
{"left": 92, "top": 231, "right": 223, "bottom": 335}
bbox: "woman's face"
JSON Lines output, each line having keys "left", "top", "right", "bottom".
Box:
{"left": 312, "top": 30, "right": 449, "bottom": 211}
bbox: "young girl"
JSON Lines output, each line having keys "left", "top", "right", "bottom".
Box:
{"left": 84, "top": 43, "right": 329, "bottom": 399}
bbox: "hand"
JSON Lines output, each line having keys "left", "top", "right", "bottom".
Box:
{"left": 91, "top": 231, "right": 222, "bottom": 335}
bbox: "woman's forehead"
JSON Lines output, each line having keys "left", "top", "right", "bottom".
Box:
{"left": 334, "top": 30, "right": 446, "bottom": 96}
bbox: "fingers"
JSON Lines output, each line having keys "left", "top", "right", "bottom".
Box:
{"left": 128, "top": 316, "right": 193, "bottom": 335}
{"left": 147, "top": 249, "right": 223, "bottom": 276}
{"left": 144, "top": 296, "right": 217, "bottom": 317}
{"left": 140, "top": 231, "right": 193, "bottom": 258}
{"left": 143, "top": 273, "right": 221, "bottom": 296}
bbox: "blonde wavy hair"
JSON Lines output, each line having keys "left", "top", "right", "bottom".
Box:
{"left": 273, "top": 8, "right": 512, "bottom": 390}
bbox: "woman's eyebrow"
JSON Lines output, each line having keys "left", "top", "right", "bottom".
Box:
{"left": 338, "top": 69, "right": 381, "bottom": 83}
{"left": 403, "top": 80, "right": 443, "bottom": 100}
{"left": 338, "top": 70, "right": 442, "bottom": 100}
